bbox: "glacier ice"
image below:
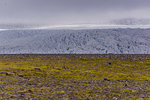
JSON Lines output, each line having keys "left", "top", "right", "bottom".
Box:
{"left": 0, "top": 28, "right": 150, "bottom": 54}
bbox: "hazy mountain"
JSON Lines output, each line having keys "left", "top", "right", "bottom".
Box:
{"left": 111, "top": 18, "right": 150, "bottom": 25}
{"left": 0, "top": 24, "right": 42, "bottom": 29}
{"left": 0, "top": 28, "right": 150, "bottom": 54}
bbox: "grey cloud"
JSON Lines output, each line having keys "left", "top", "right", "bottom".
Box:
{"left": 0, "top": 0, "right": 150, "bottom": 24}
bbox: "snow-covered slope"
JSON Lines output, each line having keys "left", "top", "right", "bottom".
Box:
{"left": 0, "top": 28, "right": 150, "bottom": 54}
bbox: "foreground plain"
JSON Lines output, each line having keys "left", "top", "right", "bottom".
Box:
{"left": 0, "top": 54, "right": 150, "bottom": 99}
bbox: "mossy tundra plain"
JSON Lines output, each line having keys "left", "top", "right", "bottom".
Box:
{"left": 0, "top": 54, "right": 150, "bottom": 100}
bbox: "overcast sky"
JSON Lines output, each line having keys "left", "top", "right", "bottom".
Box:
{"left": 0, "top": 0, "right": 150, "bottom": 25}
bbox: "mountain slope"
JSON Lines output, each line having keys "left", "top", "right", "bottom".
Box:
{"left": 0, "top": 29, "right": 150, "bottom": 54}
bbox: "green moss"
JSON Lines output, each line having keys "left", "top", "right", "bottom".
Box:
{"left": 0, "top": 55, "right": 149, "bottom": 99}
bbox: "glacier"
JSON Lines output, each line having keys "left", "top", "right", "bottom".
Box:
{"left": 0, "top": 28, "right": 150, "bottom": 54}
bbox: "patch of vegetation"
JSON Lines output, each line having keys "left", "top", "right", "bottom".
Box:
{"left": 0, "top": 55, "right": 149, "bottom": 99}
